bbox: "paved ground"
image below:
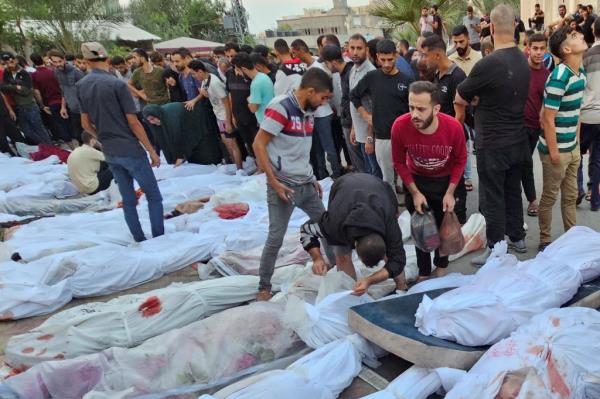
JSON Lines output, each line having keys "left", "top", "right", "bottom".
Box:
{"left": 1, "top": 152, "right": 598, "bottom": 397}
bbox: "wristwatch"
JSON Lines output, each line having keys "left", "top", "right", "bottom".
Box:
{"left": 366, "top": 136, "right": 374, "bottom": 144}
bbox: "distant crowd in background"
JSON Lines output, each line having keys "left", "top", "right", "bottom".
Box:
{"left": 0, "top": 2, "right": 599, "bottom": 294}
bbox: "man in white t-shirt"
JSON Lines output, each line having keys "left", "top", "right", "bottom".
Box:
{"left": 420, "top": 7, "right": 434, "bottom": 33}
{"left": 189, "top": 59, "right": 242, "bottom": 170}
{"left": 67, "top": 131, "right": 113, "bottom": 194}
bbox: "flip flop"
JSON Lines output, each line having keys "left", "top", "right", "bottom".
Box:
{"left": 465, "top": 181, "right": 474, "bottom": 192}
{"left": 527, "top": 205, "right": 538, "bottom": 217}
{"left": 576, "top": 192, "right": 586, "bottom": 206}
{"left": 586, "top": 191, "right": 592, "bottom": 201}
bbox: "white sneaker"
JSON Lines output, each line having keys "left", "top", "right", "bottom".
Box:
{"left": 471, "top": 247, "right": 492, "bottom": 267}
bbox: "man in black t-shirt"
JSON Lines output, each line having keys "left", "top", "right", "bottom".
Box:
{"left": 224, "top": 42, "right": 258, "bottom": 157}
{"left": 456, "top": 4, "right": 531, "bottom": 265}
{"left": 431, "top": 5, "right": 444, "bottom": 38}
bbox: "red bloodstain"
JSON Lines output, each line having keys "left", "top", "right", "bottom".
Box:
{"left": 7, "top": 366, "right": 25, "bottom": 378}
{"left": 552, "top": 317, "right": 561, "bottom": 327}
{"left": 36, "top": 348, "right": 48, "bottom": 356}
{"left": 547, "top": 351, "right": 570, "bottom": 398}
{"left": 0, "top": 311, "right": 14, "bottom": 321}
{"left": 37, "top": 334, "right": 54, "bottom": 341}
{"left": 53, "top": 353, "right": 65, "bottom": 360}
{"left": 21, "top": 347, "right": 34, "bottom": 354}
{"left": 138, "top": 296, "right": 162, "bottom": 318}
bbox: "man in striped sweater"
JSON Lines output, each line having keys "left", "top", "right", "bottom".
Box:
{"left": 538, "top": 26, "right": 588, "bottom": 251}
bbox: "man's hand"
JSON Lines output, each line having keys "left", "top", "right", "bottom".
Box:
{"left": 184, "top": 100, "right": 197, "bottom": 111}
{"left": 15, "top": 85, "right": 22, "bottom": 91}
{"left": 138, "top": 92, "right": 148, "bottom": 102}
{"left": 269, "top": 178, "right": 295, "bottom": 203}
{"left": 60, "top": 107, "right": 69, "bottom": 119}
{"left": 232, "top": 115, "right": 237, "bottom": 128}
{"left": 365, "top": 141, "right": 375, "bottom": 155}
{"left": 174, "top": 158, "right": 184, "bottom": 167}
{"left": 350, "top": 129, "right": 357, "bottom": 146}
{"left": 442, "top": 193, "right": 456, "bottom": 212}
{"left": 150, "top": 151, "right": 161, "bottom": 168}
{"left": 314, "top": 181, "right": 323, "bottom": 199}
{"left": 412, "top": 191, "right": 428, "bottom": 214}
{"left": 200, "top": 88, "right": 209, "bottom": 98}
{"left": 8, "top": 109, "right": 16, "bottom": 121}
{"left": 394, "top": 271, "right": 408, "bottom": 291}
{"left": 550, "top": 150, "right": 561, "bottom": 165}
{"left": 312, "top": 257, "right": 328, "bottom": 276}
{"left": 225, "top": 120, "right": 234, "bottom": 134}
{"left": 352, "top": 278, "right": 370, "bottom": 296}
{"left": 42, "top": 106, "right": 51, "bottom": 115}
{"left": 364, "top": 113, "right": 373, "bottom": 126}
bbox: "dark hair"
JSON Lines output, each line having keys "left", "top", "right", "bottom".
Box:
{"left": 323, "top": 34, "right": 341, "bottom": 48}
{"left": 421, "top": 34, "right": 446, "bottom": 52}
{"left": 29, "top": 53, "right": 44, "bottom": 66}
{"left": 253, "top": 44, "right": 270, "bottom": 58}
{"left": 188, "top": 59, "right": 207, "bottom": 72}
{"left": 132, "top": 48, "right": 148, "bottom": 61}
{"left": 162, "top": 67, "right": 179, "bottom": 81}
{"left": 594, "top": 16, "right": 600, "bottom": 38}
{"left": 356, "top": 234, "right": 386, "bottom": 267}
{"left": 110, "top": 55, "right": 125, "bottom": 65}
{"left": 149, "top": 51, "right": 163, "bottom": 63}
{"left": 466, "top": 5, "right": 473, "bottom": 13}
{"left": 65, "top": 53, "right": 75, "bottom": 61}
{"left": 316, "top": 34, "right": 325, "bottom": 48}
{"left": 213, "top": 46, "right": 225, "bottom": 56}
{"left": 409, "top": 81, "right": 441, "bottom": 105}
{"left": 348, "top": 33, "right": 367, "bottom": 45}
{"left": 431, "top": 5, "right": 438, "bottom": 11}
{"left": 75, "top": 53, "right": 84, "bottom": 60}
{"left": 47, "top": 49, "right": 65, "bottom": 59}
{"left": 231, "top": 52, "right": 254, "bottom": 69}
{"left": 249, "top": 52, "right": 269, "bottom": 67}
{"left": 559, "top": 4, "right": 566, "bottom": 10}
{"left": 16, "top": 55, "right": 28, "bottom": 68}
{"left": 173, "top": 47, "right": 192, "bottom": 59}
{"left": 376, "top": 39, "right": 396, "bottom": 54}
{"left": 421, "top": 31, "right": 435, "bottom": 39}
{"left": 452, "top": 24, "right": 469, "bottom": 37}
{"left": 274, "top": 39, "right": 290, "bottom": 54}
{"left": 549, "top": 26, "right": 573, "bottom": 58}
{"left": 528, "top": 33, "right": 547, "bottom": 46}
{"left": 291, "top": 39, "right": 310, "bottom": 53}
{"left": 399, "top": 39, "right": 410, "bottom": 49}
{"left": 320, "top": 44, "right": 343, "bottom": 62}
{"left": 81, "top": 131, "right": 95, "bottom": 145}
{"left": 1, "top": 52, "right": 14, "bottom": 61}
{"left": 224, "top": 42, "right": 240, "bottom": 52}
{"left": 299, "top": 67, "right": 333, "bottom": 93}
{"left": 367, "top": 38, "right": 380, "bottom": 61}
{"left": 240, "top": 44, "right": 253, "bottom": 54}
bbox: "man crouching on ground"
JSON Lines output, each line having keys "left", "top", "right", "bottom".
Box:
{"left": 300, "top": 173, "right": 407, "bottom": 295}
{"left": 254, "top": 68, "right": 333, "bottom": 301}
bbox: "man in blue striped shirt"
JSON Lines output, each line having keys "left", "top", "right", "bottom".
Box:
{"left": 538, "top": 26, "right": 588, "bottom": 251}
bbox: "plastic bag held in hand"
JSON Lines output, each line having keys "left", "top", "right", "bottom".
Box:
{"left": 410, "top": 207, "right": 440, "bottom": 252}
{"left": 438, "top": 212, "right": 465, "bottom": 257}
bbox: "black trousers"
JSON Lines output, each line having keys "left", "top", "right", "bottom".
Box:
{"left": 522, "top": 127, "right": 540, "bottom": 203}
{"left": 0, "top": 112, "right": 24, "bottom": 155}
{"left": 477, "top": 141, "right": 529, "bottom": 246}
{"left": 405, "top": 175, "right": 460, "bottom": 276}
{"left": 90, "top": 161, "right": 113, "bottom": 195}
{"left": 237, "top": 121, "right": 258, "bottom": 158}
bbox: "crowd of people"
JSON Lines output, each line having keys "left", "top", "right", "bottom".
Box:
{"left": 0, "top": 2, "right": 599, "bottom": 300}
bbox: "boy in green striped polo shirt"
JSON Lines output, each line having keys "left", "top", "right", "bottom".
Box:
{"left": 538, "top": 26, "right": 588, "bottom": 251}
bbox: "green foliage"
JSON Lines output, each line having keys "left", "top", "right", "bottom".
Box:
{"left": 128, "top": 0, "right": 227, "bottom": 42}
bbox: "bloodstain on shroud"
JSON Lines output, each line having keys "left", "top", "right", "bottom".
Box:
{"left": 138, "top": 296, "right": 162, "bottom": 318}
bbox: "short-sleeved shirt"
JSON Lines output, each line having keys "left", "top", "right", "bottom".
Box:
{"left": 67, "top": 144, "right": 105, "bottom": 193}
{"left": 432, "top": 14, "right": 443, "bottom": 37}
{"left": 420, "top": 16, "right": 433, "bottom": 33}
{"left": 179, "top": 71, "right": 201, "bottom": 101}
{"left": 54, "top": 64, "right": 85, "bottom": 112}
{"left": 204, "top": 73, "right": 227, "bottom": 121}
{"left": 31, "top": 66, "right": 62, "bottom": 106}
{"left": 457, "top": 47, "right": 530, "bottom": 149}
{"left": 225, "top": 68, "right": 257, "bottom": 127}
{"left": 130, "top": 66, "right": 168, "bottom": 105}
{"left": 76, "top": 69, "right": 145, "bottom": 158}
{"left": 448, "top": 48, "right": 482, "bottom": 76}
{"left": 539, "top": 63, "right": 586, "bottom": 154}
{"left": 434, "top": 63, "right": 466, "bottom": 117}
{"left": 249, "top": 72, "right": 274, "bottom": 123}
{"left": 463, "top": 15, "right": 481, "bottom": 44}
{"left": 260, "top": 93, "right": 315, "bottom": 184}
{"left": 524, "top": 65, "right": 550, "bottom": 129}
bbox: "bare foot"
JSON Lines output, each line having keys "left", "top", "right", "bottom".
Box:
{"left": 394, "top": 272, "right": 408, "bottom": 290}
{"left": 416, "top": 275, "right": 430, "bottom": 283}
{"left": 256, "top": 290, "right": 272, "bottom": 301}
{"left": 432, "top": 268, "right": 448, "bottom": 278}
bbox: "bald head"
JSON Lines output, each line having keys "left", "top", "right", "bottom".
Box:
{"left": 491, "top": 4, "right": 516, "bottom": 36}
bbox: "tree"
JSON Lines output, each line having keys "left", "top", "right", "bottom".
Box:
{"left": 128, "top": 0, "right": 226, "bottom": 42}
{"left": 371, "top": 0, "right": 457, "bottom": 35}
{"left": 0, "top": 0, "right": 124, "bottom": 54}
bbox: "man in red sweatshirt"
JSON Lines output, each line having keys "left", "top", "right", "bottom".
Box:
{"left": 391, "top": 81, "right": 467, "bottom": 280}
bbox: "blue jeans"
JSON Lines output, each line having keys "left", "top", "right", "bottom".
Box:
{"left": 313, "top": 115, "right": 342, "bottom": 178}
{"left": 359, "top": 143, "right": 382, "bottom": 178}
{"left": 106, "top": 155, "right": 164, "bottom": 242}
{"left": 16, "top": 105, "right": 51, "bottom": 144}
{"left": 579, "top": 123, "right": 600, "bottom": 208}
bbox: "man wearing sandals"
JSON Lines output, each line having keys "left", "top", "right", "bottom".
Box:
{"left": 522, "top": 33, "right": 550, "bottom": 218}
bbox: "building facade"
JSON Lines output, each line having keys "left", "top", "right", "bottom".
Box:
{"left": 520, "top": 0, "right": 599, "bottom": 27}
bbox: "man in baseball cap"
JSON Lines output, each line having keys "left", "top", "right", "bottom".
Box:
{"left": 80, "top": 42, "right": 108, "bottom": 61}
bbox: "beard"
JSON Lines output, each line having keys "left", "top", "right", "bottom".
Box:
{"left": 456, "top": 46, "right": 468, "bottom": 57}
{"left": 412, "top": 112, "right": 434, "bottom": 130}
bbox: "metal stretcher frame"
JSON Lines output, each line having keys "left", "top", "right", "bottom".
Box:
{"left": 348, "top": 276, "right": 600, "bottom": 370}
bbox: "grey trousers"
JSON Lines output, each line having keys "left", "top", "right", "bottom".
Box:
{"left": 259, "top": 181, "right": 326, "bottom": 291}
{"left": 342, "top": 126, "right": 365, "bottom": 173}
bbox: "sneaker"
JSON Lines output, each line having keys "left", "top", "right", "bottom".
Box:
{"left": 591, "top": 206, "right": 599, "bottom": 212}
{"left": 471, "top": 247, "right": 492, "bottom": 266}
{"left": 538, "top": 241, "right": 551, "bottom": 252}
{"left": 256, "top": 289, "right": 272, "bottom": 302}
{"left": 508, "top": 239, "right": 527, "bottom": 253}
